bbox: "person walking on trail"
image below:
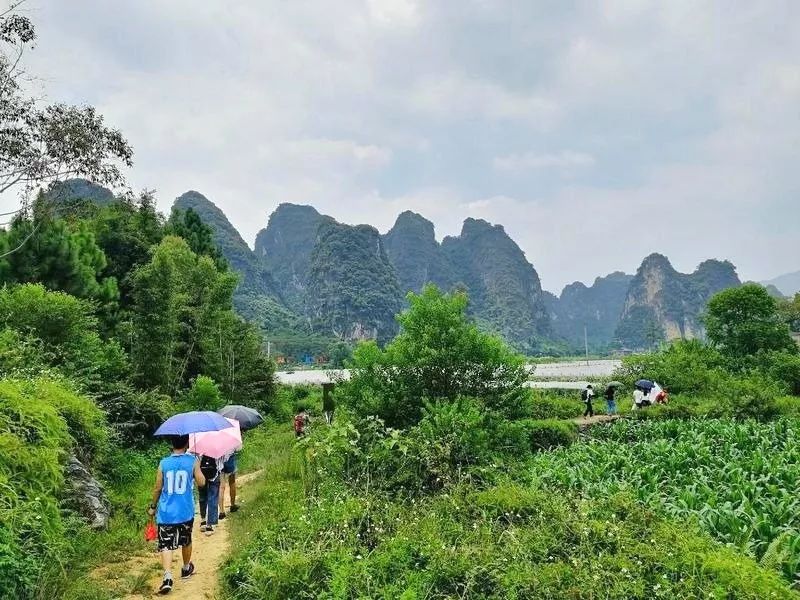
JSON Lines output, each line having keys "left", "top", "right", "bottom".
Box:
{"left": 581, "top": 384, "right": 595, "bottom": 418}
{"left": 198, "top": 455, "right": 221, "bottom": 535}
{"left": 218, "top": 452, "right": 240, "bottom": 519}
{"left": 604, "top": 385, "right": 617, "bottom": 415}
{"left": 294, "top": 408, "right": 310, "bottom": 438}
{"left": 148, "top": 434, "right": 205, "bottom": 595}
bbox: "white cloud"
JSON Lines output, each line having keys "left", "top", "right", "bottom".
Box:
{"left": 1, "top": 0, "right": 798, "bottom": 291}
{"left": 493, "top": 151, "right": 595, "bottom": 171}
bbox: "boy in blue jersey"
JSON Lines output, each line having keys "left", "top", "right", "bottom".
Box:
{"left": 148, "top": 434, "right": 205, "bottom": 594}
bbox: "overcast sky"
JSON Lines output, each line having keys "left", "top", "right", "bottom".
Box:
{"left": 6, "top": 1, "right": 800, "bottom": 292}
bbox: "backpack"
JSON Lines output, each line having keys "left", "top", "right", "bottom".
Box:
{"left": 581, "top": 389, "right": 588, "bottom": 402}
{"left": 200, "top": 455, "right": 218, "bottom": 480}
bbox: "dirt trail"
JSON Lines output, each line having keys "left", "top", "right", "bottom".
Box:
{"left": 96, "top": 470, "right": 263, "bottom": 600}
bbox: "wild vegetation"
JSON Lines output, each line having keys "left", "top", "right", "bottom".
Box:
{"left": 222, "top": 283, "right": 800, "bottom": 598}
{"left": 0, "top": 192, "right": 277, "bottom": 598}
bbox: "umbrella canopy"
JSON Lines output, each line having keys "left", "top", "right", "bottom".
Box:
{"left": 635, "top": 379, "right": 655, "bottom": 391}
{"left": 154, "top": 411, "right": 234, "bottom": 436}
{"left": 607, "top": 381, "right": 624, "bottom": 388}
{"left": 189, "top": 417, "right": 242, "bottom": 459}
{"left": 217, "top": 405, "right": 264, "bottom": 431}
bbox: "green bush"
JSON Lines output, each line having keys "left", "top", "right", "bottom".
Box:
{"left": 180, "top": 375, "right": 224, "bottom": 412}
{"left": 0, "top": 378, "right": 110, "bottom": 599}
{"left": 528, "top": 389, "right": 583, "bottom": 419}
{"left": 520, "top": 418, "right": 578, "bottom": 451}
{"left": 616, "top": 339, "right": 726, "bottom": 396}
{"left": 98, "top": 389, "right": 169, "bottom": 447}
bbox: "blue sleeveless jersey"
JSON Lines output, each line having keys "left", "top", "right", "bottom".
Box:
{"left": 157, "top": 453, "right": 196, "bottom": 525}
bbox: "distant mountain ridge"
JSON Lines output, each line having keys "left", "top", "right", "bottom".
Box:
{"left": 761, "top": 271, "right": 800, "bottom": 297}
{"left": 52, "top": 179, "right": 749, "bottom": 355}
{"left": 615, "top": 254, "right": 741, "bottom": 348}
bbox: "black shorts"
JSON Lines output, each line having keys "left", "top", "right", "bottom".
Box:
{"left": 157, "top": 519, "right": 194, "bottom": 551}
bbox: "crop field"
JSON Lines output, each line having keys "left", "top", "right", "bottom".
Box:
{"left": 523, "top": 419, "right": 800, "bottom": 582}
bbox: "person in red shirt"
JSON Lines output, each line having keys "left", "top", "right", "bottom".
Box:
{"left": 655, "top": 388, "right": 669, "bottom": 404}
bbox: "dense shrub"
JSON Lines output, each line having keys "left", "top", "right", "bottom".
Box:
{"left": 98, "top": 389, "right": 169, "bottom": 446}
{"left": 225, "top": 483, "right": 795, "bottom": 599}
{"left": 528, "top": 389, "right": 583, "bottom": 419}
{"left": 180, "top": 375, "right": 224, "bottom": 412}
{"left": 520, "top": 418, "right": 578, "bottom": 451}
{"left": 0, "top": 378, "right": 110, "bottom": 599}
{"left": 616, "top": 339, "right": 726, "bottom": 395}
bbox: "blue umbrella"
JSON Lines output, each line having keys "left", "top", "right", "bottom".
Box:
{"left": 635, "top": 379, "right": 655, "bottom": 391}
{"left": 154, "top": 411, "right": 234, "bottom": 436}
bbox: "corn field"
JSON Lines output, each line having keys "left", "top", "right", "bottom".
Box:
{"left": 525, "top": 419, "right": 800, "bottom": 585}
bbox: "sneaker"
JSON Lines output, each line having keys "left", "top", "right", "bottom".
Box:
{"left": 200, "top": 520, "right": 206, "bottom": 527}
{"left": 158, "top": 577, "right": 173, "bottom": 594}
{"left": 218, "top": 512, "right": 226, "bottom": 520}
{"left": 230, "top": 504, "right": 240, "bottom": 513}
{"left": 181, "top": 562, "right": 195, "bottom": 579}
{"left": 204, "top": 525, "right": 215, "bottom": 536}
{"left": 199, "top": 524, "right": 207, "bottom": 532}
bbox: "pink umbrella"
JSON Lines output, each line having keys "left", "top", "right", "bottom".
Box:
{"left": 189, "top": 417, "right": 242, "bottom": 459}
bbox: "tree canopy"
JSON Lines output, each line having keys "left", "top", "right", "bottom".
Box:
{"left": 345, "top": 285, "right": 529, "bottom": 428}
{"left": 705, "top": 284, "right": 797, "bottom": 359}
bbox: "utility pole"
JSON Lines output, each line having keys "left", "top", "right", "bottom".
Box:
{"left": 267, "top": 340, "right": 271, "bottom": 358}
{"left": 584, "top": 324, "right": 589, "bottom": 366}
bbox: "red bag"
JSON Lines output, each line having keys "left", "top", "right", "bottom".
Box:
{"left": 145, "top": 520, "right": 157, "bottom": 542}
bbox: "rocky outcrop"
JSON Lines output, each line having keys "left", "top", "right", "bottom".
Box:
{"left": 441, "top": 218, "right": 552, "bottom": 353}
{"left": 382, "top": 211, "right": 452, "bottom": 294}
{"left": 306, "top": 221, "right": 401, "bottom": 343}
{"left": 63, "top": 455, "right": 110, "bottom": 530}
{"left": 254, "top": 203, "right": 335, "bottom": 311}
{"left": 615, "top": 254, "right": 740, "bottom": 348}
{"left": 549, "top": 272, "right": 633, "bottom": 352}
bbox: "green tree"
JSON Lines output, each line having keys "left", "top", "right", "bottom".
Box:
{"left": 705, "top": 284, "right": 796, "bottom": 359}
{"left": 346, "top": 285, "right": 529, "bottom": 428}
{"left": 777, "top": 293, "right": 800, "bottom": 333}
{"left": 0, "top": 209, "right": 119, "bottom": 307}
{"left": 0, "top": 9, "right": 132, "bottom": 218}
{"left": 167, "top": 207, "right": 227, "bottom": 271}
{"left": 131, "top": 236, "right": 236, "bottom": 392}
{"left": 0, "top": 283, "right": 129, "bottom": 396}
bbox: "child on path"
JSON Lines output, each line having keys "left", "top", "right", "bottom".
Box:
{"left": 148, "top": 434, "right": 205, "bottom": 595}
{"left": 198, "top": 455, "right": 221, "bottom": 535}
{"left": 582, "top": 384, "right": 595, "bottom": 418}
{"left": 218, "top": 452, "right": 240, "bottom": 519}
{"left": 604, "top": 385, "right": 617, "bottom": 415}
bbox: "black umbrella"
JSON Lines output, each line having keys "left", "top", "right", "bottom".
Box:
{"left": 635, "top": 379, "right": 655, "bottom": 391}
{"left": 217, "top": 405, "right": 264, "bottom": 431}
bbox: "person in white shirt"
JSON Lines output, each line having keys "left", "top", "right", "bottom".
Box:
{"left": 582, "top": 384, "right": 595, "bottom": 417}
{"left": 633, "top": 387, "right": 645, "bottom": 410}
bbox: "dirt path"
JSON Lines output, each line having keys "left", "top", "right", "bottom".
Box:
{"left": 95, "top": 470, "right": 263, "bottom": 599}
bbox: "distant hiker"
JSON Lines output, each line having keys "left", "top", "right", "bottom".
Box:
{"left": 604, "top": 385, "right": 617, "bottom": 415}
{"left": 218, "top": 451, "right": 240, "bottom": 519}
{"left": 148, "top": 434, "right": 205, "bottom": 595}
{"left": 198, "top": 455, "right": 221, "bottom": 535}
{"left": 581, "top": 384, "right": 595, "bottom": 418}
{"left": 322, "top": 382, "right": 335, "bottom": 425}
{"left": 294, "top": 409, "right": 310, "bottom": 438}
{"left": 633, "top": 387, "right": 644, "bottom": 410}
